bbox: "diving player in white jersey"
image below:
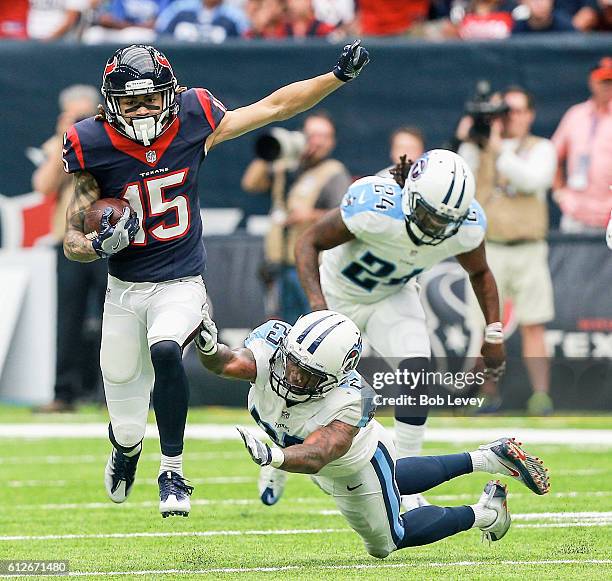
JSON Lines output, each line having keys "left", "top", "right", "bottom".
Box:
{"left": 195, "top": 309, "right": 549, "bottom": 559}
{"left": 295, "top": 149, "right": 507, "bottom": 508}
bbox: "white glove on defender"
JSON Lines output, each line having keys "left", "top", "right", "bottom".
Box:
{"left": 194, "top": 303, "right": 218, "bottom": 355}
{"left": 236, "top": 426, "right": 285, "bottom": 468}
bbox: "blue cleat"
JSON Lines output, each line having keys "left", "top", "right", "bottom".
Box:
{"left": 158, "top": 471, "right": 194, "bottom": 517}
{"left": 258, "top": 465, "right": 287, "bottom": 506}
{"left": 104, "top": 448, "right": 140, "bottom": 503}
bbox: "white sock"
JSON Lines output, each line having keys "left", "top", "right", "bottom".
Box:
{"left": 394, "top": 421, "right": 426, "bottom": 458}
{"left": 469, "top": 450, "right": 489, "bottom": 473}
{"left": 471, "top": 504, "right": 496, "bottom": 528}
{"left": 159, "top": 454, "right": 183, "bottom": 477}
{"left": 121, "top": 443, "right": 142, "bottom": 458}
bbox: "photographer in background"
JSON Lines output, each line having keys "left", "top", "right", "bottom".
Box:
{"left": 32, "top": 85, "right": 106, "bottom": 413}
{"left": 457, "top": 85, "right": 557, "bottom": 415}
{"left": 242, "top": 111, "right": 351, "bottom": 323}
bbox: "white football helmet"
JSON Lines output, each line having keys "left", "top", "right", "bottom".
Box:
{"left": 401, "top": 149, "right": 475, "bottom": 246}
{"left": 269, "top": 310, "right": 362, "bottom": 403}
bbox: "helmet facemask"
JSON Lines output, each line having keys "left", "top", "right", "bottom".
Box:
{"left": 103, "top": 80, "right": 177, "bottom": 146}
{"left": 405, "top": 192, "right": 467, "bottom": 246}
{"left": 269, "top": 341, "right": 336, "bottom": 404}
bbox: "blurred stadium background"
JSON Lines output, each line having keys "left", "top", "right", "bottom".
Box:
{"left": 0, "top": 1, "right": 611, "bottom": 577}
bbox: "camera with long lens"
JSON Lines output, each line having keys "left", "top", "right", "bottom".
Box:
{"left": 464, "top": 80, "right": 510, "bottom": 146}
{"left": 255, "top": 127, "right": 306, "bottom": 166}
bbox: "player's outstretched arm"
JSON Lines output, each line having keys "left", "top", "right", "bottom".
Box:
{"left": 194, "top": 307, "right": 257, "bottom": 381}
{"left": 207, "top": 41, "right": 369, "bottom": 148}
{"left": 295, "top": 208, "right": 355, "bottom": 310}
{"left": 198, "top": 344, "right": 257, "bottom": 382}
{"left": 237, "top": 420, "right": 358, "bottom": 474}
{"left": 457, "top": 243, "right": 506, "bottom": 380}
{"left": 63, "top": 170, "right": 102, "bottom": 263}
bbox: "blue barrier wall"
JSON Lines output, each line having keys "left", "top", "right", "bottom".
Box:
{"left": 1, "top": 36, "right": 610, "bottom": 220}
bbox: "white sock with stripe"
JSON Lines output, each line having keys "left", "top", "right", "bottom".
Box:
{"left": 159, "top": 454, "right": 183, "bottom": 477}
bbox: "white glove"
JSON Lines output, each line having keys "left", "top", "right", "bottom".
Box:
{"left": 606, "top": 210, "right": 612, "bottom": 250}
{"left": 194, "top": 303, "right": 218, "bottom": 355}
{"left": 236, "top": 426, "right": 285, "bottom": 468}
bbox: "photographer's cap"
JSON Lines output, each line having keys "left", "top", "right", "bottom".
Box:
{"left": 591, "top": 57, "right": 612, "bottom": 82}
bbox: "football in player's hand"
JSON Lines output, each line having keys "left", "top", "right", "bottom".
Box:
{"left": 83, "top": 199, "right": 133, "bottom": 236}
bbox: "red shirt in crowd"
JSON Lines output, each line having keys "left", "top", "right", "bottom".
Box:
{"left": 358, "top": 0, "right": 429, "bottom": 35}
{"left": 0, "top": 0, "right": 28, "bottom": 39}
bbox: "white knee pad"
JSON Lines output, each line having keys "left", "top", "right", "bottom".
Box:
{"left": 111, "top": 422, "right": 146, "bottom": 449}
{"left": 101, "top": 338, "right": 141, "bottom": 384}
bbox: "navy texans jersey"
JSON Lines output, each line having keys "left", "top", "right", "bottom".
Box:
{"left": 62, "top": 88, "right": 226, "bottom": 283}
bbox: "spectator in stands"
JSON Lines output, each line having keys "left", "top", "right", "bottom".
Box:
{"left": 552, "top": 57, "right": 612, "bottom": 234}
{"left": 423, "top": 0, "right": 516, "bottom": 40}
{"left": 0, "top": 0, "right": 28, "bottom": 39}
{"left": 512, "top": 0, "right": 575, "bottom": 32}
{"left": 593, "top": 0, "right": 612, "bottom": 30}
{"left": 32, "top": 85, "right": 107, "bottom": 413}
{"left": 156, "top": 0, "right": 248, "bottom": 42}
{"left": 377, "top": 126, "right": 425, "bottom": 178}
{"left": 555, "top": 0, "right": 599, "bottom": 30}
{"left": 28, "top": 0, "right": 90, "bottom": 40}
{"left": 241, "top": 111, "right": 351, "bottom": 323}
{"left": 285, "top": 0, "right": 334, "bottom": 36}
{"left": 243, "top": 0, "right": 288, "bottom": 38}
{"left": 457, "top": 86, "right": 557, "bottom": 415}
{"left": 457, "top": 0, "right": 514, "bottom": 39}
{"left": 82, "top": 0, "right": 168, "bottom": 43}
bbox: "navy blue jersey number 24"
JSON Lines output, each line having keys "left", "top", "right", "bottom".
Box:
{"left": 341, "top": 251, "right": 423, "bottom": 291}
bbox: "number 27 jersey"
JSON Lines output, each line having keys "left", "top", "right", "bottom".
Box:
{"left": 320, "top": 176, "right": 487, "bottom": 304}
{"left": 62, "top": 88, "right": 226, "bottom": 283}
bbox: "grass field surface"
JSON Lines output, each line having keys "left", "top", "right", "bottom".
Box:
{"left": 0, "top": 407, "right": 610, "bottom": 580}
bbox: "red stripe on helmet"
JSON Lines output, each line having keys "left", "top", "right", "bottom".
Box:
{"left": 104, "top": 57, "right": 117, "bottom": 75}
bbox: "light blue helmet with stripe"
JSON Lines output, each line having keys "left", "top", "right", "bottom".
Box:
{"left": 269, "top": 310, "right": 362, "bottom": 403}
{"left": 401, "top": 149, "right": 475, "bottom": 246}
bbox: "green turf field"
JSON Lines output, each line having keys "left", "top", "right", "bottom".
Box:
{"left": 0, "top": 407, "right": 610, "bottom": 580}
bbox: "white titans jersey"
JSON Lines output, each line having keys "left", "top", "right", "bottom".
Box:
{"left": 320, "top": 176, "right": 487, "bottom": 304}
{"left": 244, "top": 319, "right": 381, "bottom": 478}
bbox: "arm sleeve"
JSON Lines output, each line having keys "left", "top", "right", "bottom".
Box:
{"left": 314, "top": 169, "right": 352, "bottom": 210}
{"left": 496, "top": 139, "right": 557, "bottom": 194}
{"left": 62, "top": 126, "right": 85, "bottom": 174}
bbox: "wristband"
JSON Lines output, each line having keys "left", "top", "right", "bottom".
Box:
{"left": 270, "top": 447, "right": 285, "bottom": 468}
{"left": 484, "top": 322, "right": 504, "bottom": 344}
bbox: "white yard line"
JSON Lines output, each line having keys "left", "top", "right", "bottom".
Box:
{"left": 0, "top": 424, "right": 611, "bottom": 445}
{"left": 7, "top": 476, "right": 254, "bottom": 488}
{"left": 5, "top": 491, "right": 612, "bottom": 510}
{"left": 1, "top": 559, "right": 611, "bottom": 578}
{"left": 2, "top": 513, "right": 612, "bottom": 542}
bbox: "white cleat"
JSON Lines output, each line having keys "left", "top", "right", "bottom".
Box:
{"left": 401, "top": 493, "right": 430, "bottom": 511}
{"left": 477, "top": 437, "right": 550, "bottom": 495}
{"left": 158, "top": 471, "right": 193, "bottom": 518}
{"left": 104, "top": 449, "right": 140, "bottom": 503}
{"left": 258, "top": 465, "right": 287, "bottom": 506}
{"left": 477, "top": 480, "right": 511, "bottom": 543}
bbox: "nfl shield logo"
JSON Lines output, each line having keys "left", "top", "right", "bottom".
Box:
{"left": 146, "top": 150, "right": 157, "bottom": 163}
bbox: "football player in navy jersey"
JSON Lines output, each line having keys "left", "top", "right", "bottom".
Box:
{"left": 61, "top": 42, "right": 370, "bottom": 517}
